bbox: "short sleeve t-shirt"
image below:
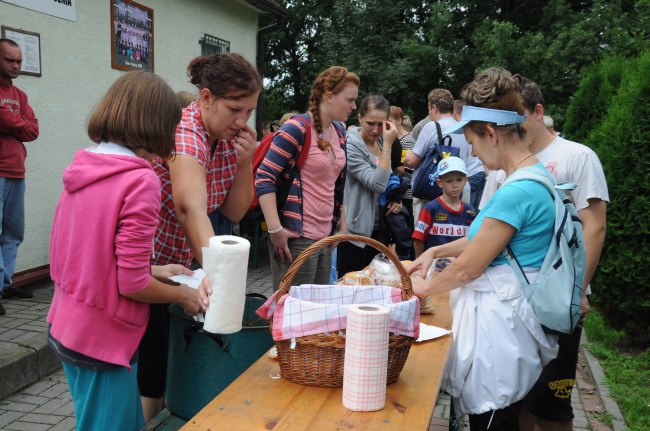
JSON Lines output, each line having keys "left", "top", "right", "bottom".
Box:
{"left": 413, "top": 198, "right": 477, "bottom": 249}
{"left": 478, "top": 136, "right": 609, "bottom": 211}
{"left": 468, "top": 164, "right": 555, "bottom": 267}
{"left": 411, "top": 116, "right": 475, "bottom": 193}
{"left": 535, "top": 136, "right": 609, "bottom": 211}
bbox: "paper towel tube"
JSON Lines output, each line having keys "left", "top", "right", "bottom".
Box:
{"left": 342, "top": 303, "right": 390, "bottom": 412}
{"left": 202, "top": 235, "right": 250, "bottom": 334}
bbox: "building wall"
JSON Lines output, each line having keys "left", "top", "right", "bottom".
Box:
{"left": 0, "top": 0, "right": 259, "bottom": 272}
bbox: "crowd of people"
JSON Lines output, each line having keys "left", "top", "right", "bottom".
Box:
{"left": 254, "top": 65, "right": 608, "bottom": 431}
{"left": 0, "top": 37, "right": 609, "bottom": 431}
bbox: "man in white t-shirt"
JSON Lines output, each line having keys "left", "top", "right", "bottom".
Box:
{"left": 479, "top": 76, "right": 608, "bottom": 431}
{"left": 404, "top": 89, "right": 484, "bottom": 223}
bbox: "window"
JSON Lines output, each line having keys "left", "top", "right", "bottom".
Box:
{"left": 200, "top": 34, "right": 230, "bottom": 55}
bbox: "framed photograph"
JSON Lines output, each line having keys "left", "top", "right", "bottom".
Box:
{"left": 110, "top": 0, "right": 154, "bottom": 72}
{"left": 1, "top": 26, "right": 42, "bottom": 77}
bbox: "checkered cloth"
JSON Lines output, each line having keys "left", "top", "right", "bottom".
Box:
{"left": 256, "top": 284, "right": 420, "bottom": 341}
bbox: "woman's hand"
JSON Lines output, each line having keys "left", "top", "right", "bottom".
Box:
{"left": 269, "top": 228, "right": 300, "bottom": 263}
{"left": 179, "top": 285, "right": 204, "bottom": 316}
{"left": 233, "top": 125, "right": 257, "bottom": 167}
{"left": 385, "top": 201, "right": 403, "bottom": 216}
{"left": 407, "top": 247, "right": 436, "bottom": 281}
{"left": 410, "top": 271, "right": 428, "bottom": 298}
{"left": 197, "top": 275, "right": 212, "bottom": 310}
{"left": 382, "top": 121, "right": 398, "bottom": 146}
{"left": 151, "top": 264, "right": 193, "bottom": 280}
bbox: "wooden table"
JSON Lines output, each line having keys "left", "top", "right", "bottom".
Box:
{"left": 182, "top": 292, "right": 452, "bottom": 431}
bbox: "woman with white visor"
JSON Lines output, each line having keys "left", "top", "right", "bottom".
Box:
{"left": 408, "top": 67, "right": 558, "bottom": 430}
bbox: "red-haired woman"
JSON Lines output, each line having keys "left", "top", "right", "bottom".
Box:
{"left": 256, "top": 66, "right": 360, "bottom": 290}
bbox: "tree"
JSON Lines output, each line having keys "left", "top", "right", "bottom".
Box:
{"left": 563, "top": 56, "right": 625, "bottom": 143}
{"left": 261, "top": 0, "right": 649, "bottom": 126}
{"left": 568, "top": 51, "right": 650, "bottom": 345}
{"left": 261, "top": 0, "right": 336, "bottom": 118}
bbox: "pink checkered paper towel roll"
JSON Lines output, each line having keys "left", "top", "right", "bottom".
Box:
{"left": 342, "top": 304, "right": 390, "bottom": 412}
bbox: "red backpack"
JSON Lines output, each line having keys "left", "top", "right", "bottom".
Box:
{"left": 247, "top": 114, "right": 312, "bottom": 220}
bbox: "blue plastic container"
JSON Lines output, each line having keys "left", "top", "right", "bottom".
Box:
{"left": 165, "top": 294, "right": 273, "bottom": 419}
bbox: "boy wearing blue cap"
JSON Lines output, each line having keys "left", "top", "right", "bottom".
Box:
{"left": 412, "top": 156, "right": 477, "bottom": 257}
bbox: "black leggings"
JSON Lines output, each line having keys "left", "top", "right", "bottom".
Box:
{"left": 137, "top": 303, "right": 169, "bottom": 398}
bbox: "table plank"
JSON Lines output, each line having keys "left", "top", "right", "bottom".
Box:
{"left": 182, "top": 292, "right": 452, "bottom": 431}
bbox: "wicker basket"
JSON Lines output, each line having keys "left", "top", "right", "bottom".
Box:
{"left": 273, "top": 234, "right": 415, "bottom": 388}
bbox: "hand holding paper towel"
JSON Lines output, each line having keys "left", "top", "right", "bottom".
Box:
{"left": 202, "top": 235, "right": 250, "bottom": 334}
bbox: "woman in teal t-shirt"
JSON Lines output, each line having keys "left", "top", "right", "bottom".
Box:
{"left": 408, "top": 68, "right": 558, "bottom": 430}
{"left": 468, "top": 172, "right": 554, "bottom": 267}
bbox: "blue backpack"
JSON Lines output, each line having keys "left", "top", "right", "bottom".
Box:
{"left": 502, "top": 167, "right": 586, "bottom": 334}
{"left": 411, "top": 121, "right": 460, "bottom": 200}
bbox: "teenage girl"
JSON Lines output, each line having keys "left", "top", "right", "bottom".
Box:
{"left": 48, "top": 71, "right": 207, "bottom": 430}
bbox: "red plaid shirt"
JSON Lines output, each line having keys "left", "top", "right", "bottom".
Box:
{"left": 153, "top": 101, "right": 238, "bottom": 266}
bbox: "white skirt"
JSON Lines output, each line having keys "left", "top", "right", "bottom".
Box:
{"left": 442, "top": 265, "right": 558, "bottom": 416}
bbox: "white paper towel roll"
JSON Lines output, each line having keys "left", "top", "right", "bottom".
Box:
{"left": 342, "top": 304, "right": 390, "bottom": 412}
{"left": 201, "top": 235, "right": 250, "bottom": 334}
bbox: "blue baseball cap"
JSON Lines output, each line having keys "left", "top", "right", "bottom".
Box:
{"left": 444, "top": 105, "right": 527, "bottom": 134}
{"left": 435, "top": 156, "right": 467, "bottom": 178}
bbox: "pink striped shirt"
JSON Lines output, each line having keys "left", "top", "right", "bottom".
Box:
{"left": 301, "top": 124, "right": 346, "bottom": 240}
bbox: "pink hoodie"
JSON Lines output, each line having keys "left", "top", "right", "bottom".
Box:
{"left": 47, "top": 148, "right": 160, "bottom": 368}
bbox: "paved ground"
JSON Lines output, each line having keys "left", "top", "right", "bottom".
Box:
{"left": 0, "top": 241, "right": 626, "bottom": 430}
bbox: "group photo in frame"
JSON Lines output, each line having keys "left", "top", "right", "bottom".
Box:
{"left": 110, "top": 0, "right": 154, "bottom": 72}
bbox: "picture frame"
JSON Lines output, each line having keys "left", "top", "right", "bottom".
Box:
{"left": 110, "top": 0, "right": 154, "bottom": 72}
{"left": 1, "top": 26, "right": 42, "bottom": 77}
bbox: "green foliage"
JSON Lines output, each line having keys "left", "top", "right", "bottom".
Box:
{"left": 584, "top": 51, "right": 650, "bottom": 345}
{"left": 584, "top": 309, "right": 650, "bottom": 430}
{"left": 262, "top": 0, "right": 649, "bottom": 127}
{"left": 563, "top": 56, "right": 625, "bottom": 143}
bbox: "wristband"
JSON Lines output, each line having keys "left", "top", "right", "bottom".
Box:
{"left": 268, "top": 226, "right": 284, "bottom": 234}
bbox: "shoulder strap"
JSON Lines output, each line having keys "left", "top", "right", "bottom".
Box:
{"left": 501, "top": 167, "right": 556, "bottom": 285}
{"left": 332, "top": 121, "right": 347, "bottom": 139}
{"left": 502, "top": 166, "right": 556, "bottom": 195}
{"left": 421, "top": 122, "right": 442, "bottom": 161}
{"left": 292, "top": 113, "right": 312, "bottom": 169}
{"left": 435, "top": 121, "right": 452, "bottom": 147}
{"left": 434, "top": 121, "right": 444, "bottom": 147}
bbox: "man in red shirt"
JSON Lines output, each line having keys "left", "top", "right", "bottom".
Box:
{"left": 0, "top": 38, "right": 39, "bottom": 315}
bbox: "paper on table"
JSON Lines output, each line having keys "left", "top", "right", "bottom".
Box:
{"left": 416, "top": 323, "right": 451, "bottom": 342}
{"left": 169, "top": 269, "right": 206, "bottom": 290}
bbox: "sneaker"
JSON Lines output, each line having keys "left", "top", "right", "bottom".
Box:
{"left": 0, "top": 299, "right": 5, "bottom": 316}
{"left": 2, "top": 287, "right": 34, "bottom": 299}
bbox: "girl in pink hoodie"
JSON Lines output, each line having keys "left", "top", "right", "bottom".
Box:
{"left": 47, "top": 71, "right": 209, "bottom": 430}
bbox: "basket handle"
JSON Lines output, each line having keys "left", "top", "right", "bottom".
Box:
{"left": 278, "top": 234, "right": 413, "bottom": 300}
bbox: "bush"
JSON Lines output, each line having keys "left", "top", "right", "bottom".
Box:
{"left": 563, "top": 55, "right": 625, "bottom": 143}
{"left": 583, "top": 51, "right": 650, "bottom": 345}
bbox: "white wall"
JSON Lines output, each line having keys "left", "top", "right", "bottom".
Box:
{"left": 0, "top": 0, "right": 259, "bottom": 272}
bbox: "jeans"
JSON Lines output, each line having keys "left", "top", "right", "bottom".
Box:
{"left": 0, "top": 178, "right": 25, "bottom": 294}
{"left": 468, "top": 171, "right": 486, "bottom": 210}
{"left": 268, "top": 236, "right": 331, "bottom": 291}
